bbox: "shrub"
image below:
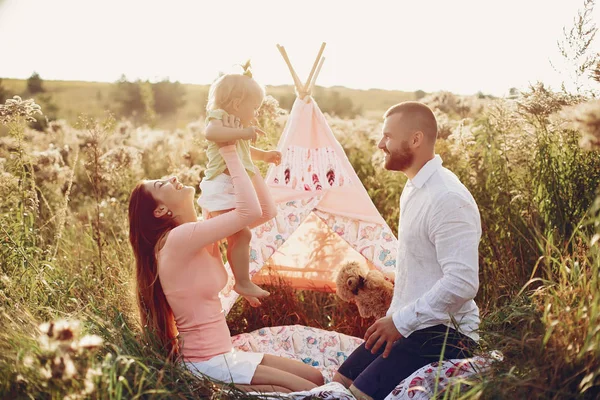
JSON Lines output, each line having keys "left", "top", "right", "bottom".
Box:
{"left": 26, "top": 72, "right": 45, "bottom": 95}
{"left": 152, "top": 79, "right": 186, "bottom": 116}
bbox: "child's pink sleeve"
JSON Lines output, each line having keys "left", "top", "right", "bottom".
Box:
{"left": 166, "top": 146, "right": 261, "bottom": 252}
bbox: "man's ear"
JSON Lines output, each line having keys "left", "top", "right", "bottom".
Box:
{"left": 412, "top": 131, "right": 424, "bottom": 147}
{"left": 154, "top": 205, "right": 168, "bottom": 218}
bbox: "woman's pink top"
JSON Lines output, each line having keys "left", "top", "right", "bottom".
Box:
{"left": 157, "top": 145, "right": 274, "bottom": 362}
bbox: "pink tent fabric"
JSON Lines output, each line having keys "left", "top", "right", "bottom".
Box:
{"left": 220, "top": 95, "right": 397, "bottom": 314}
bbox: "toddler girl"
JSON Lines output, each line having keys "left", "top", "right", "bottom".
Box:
{"left": 198, "top": 62, "right": 281, "bottom": 299}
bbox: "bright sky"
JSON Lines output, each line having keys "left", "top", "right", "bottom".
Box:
{"left": 1, "top": 0, "right": 598, "bottom": 95}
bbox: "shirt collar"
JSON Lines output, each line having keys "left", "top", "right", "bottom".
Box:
{"left": 408, "top": 155, "right": 443, "bottom": 189}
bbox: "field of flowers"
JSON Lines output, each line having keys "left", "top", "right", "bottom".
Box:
{"left": 1, "top": 82, "right": 600, "bottom": 399}
{"left": 2, "top": 3, "right": 600, "bottom": 395}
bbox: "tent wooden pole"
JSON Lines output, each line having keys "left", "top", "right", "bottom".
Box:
{"left": 307, "top": 56, "right": 325, "bottom": 94}
{"left": 276, "top": 44, "right": 304, "bottom": 94}
{"left": 303, "top": 42, "right": 326, "bottom": 92}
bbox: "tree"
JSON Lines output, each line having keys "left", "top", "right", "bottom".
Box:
{"left": 27, "top": 72, "right": 45, "bottom": 94}
{"left": 0, "top": 79, "right": 8, "bottom": 104}
{"left": 112, "top": 75, "right": 144, "bottom": 120}
{"left": 275, "top": 93, "right": 296, "bottom": 111}
{"left": 152, "top": 79, "right": 186, "bottom": 116}
{"left": 313, "top": 88, "right": 361, "bottom": 118}
{"left": 414, "top": 90, "right": 426, "bottom": 100}
{"left": 112, "top": 76, "right": 186, "bottom": 124}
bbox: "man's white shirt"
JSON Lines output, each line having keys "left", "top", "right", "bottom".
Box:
{"left": 386, "top": 155, "right": 481, "bottom": 342}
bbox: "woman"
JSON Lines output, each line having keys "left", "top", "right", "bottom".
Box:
{"left": 128, "top": 114, "right": 324, "bottom": 393}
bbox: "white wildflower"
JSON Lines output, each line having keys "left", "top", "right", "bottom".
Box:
{"left": 63, "top": 355, "right": 76, "bottom": 380}
{"left": 0, "top": 96, "right": 43, "bottom": 124}
{"left": 77, "top": 334, "right": 104, "bottom": 350}
{"left": 52, "top": 319, "right": 80, "bottom": 341}
{"left": 83, "top": 366, "right": 102, "bottom": 394}
{"left": 0, "top": 275, "right": 10, "bottom": 285}
{"left": 22, "top": 355, "right": 34, "bottom": 368}
{"left": 39, "top": 366, "right": 52, "bottom": 380}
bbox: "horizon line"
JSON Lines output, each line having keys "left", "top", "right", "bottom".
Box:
{"left": 0, "top": 75, "right": 512, "bottom": 97}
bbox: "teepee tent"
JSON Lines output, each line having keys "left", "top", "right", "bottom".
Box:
{"left": 221, "top": 43, "right": 397, "bottom": 314}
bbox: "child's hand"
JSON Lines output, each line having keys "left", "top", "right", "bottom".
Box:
{"left": 264, "top": 150, "right": 282, "bottom": 165}
{"left": 243, "top": 126, "right": 267, "bottom": 143}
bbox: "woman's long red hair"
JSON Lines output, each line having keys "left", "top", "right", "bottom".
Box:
{"left": 128, "top": 182, "right": 179, "bottom": 360}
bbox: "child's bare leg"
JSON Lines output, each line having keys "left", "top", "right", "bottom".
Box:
{"left": 210, "top": 209, "right": 269, "bottom": 298}
{"left": 227, "top": 227, "right": 270, "bottom": 298}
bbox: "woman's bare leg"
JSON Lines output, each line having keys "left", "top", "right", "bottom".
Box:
{"left": 260, "top": 354, "right": 324, "bottom": 386}
{"left": 332, "top": 371, "right": 354, "bottom": 388}
{"left": 250, "top": 365, "right": 317, "bottom": 392}
{"left": 236, "top": 384, "right": 291, "bottom": 393}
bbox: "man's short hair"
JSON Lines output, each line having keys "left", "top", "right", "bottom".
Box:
{"left": 384, "top": 101, "right": 438, "bottom": 142}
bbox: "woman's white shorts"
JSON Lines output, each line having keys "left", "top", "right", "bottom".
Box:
{"left": 184, "top": 349, "right": 264, "bottom": 385}
{"left": 197, "top": 173, "right": 236, "bottom": 213}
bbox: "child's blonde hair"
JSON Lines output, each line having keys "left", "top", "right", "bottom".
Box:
{"left": 206, "top": 62, "right": 265, "bottom": 113}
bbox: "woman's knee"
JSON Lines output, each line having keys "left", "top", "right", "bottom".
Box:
{"left": 332, "top": 371, "right": 352, "bottom": 388}
{"left": 309, "top": 369, "right": 325, "bottom": 386}
{"left": 252, "top": 365, "right": 315, "bottom": 392}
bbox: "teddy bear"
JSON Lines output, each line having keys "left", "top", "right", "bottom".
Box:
{"left": 335, "top": 261, "right": 394, "bottom": 319}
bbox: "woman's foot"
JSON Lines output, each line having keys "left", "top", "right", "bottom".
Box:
{"left": 234, "top": 281, "right": 270, "bottom": 298}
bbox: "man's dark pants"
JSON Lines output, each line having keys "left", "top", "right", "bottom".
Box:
{"left": 337, "top": 324, "right": 477, "bottom": 400}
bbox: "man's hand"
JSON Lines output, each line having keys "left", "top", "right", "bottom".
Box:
{"left": 263, "top": 150, "right": 282, "bottom": 165}
{"left": 364, "top": 315, "right": 402, "bottom": 358}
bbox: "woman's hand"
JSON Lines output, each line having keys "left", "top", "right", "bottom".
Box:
{"left": 222, "top": 113, "right": 242, "bottom": 129}
{"left": 215, "top": 114, "right": 241, "bottom": 147}
{"left": 220, "top": 114, "right": 266, "bottom": 143}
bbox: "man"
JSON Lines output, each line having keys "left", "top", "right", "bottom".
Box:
{"left": 333, "top": 102, "right": 481, "bottom": 400}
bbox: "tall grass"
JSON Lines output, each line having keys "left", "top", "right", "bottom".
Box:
{"left": 3, "top": 79, "right": 600, "bottom": 398}
{"left": 2, "top": 6, "right": 600, "bottom": 395}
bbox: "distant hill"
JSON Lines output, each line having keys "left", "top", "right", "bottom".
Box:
{"left": 1, "top": 78, "right": 417, "bottom": 128}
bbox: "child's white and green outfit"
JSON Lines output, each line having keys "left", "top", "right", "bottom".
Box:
{"left": 197, "top": 109, "right": 256, "bottom": 212}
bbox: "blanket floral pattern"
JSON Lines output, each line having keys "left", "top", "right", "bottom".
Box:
{"left": 232, "top": 325, "right": 502, "bottom": 399}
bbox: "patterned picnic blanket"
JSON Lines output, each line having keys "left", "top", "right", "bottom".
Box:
{"left": 231, "top": 325, "right": 502, "bottom": 399}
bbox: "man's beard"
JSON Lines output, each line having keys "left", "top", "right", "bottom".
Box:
{"left": 384, "top": 141, "right": 414, "bottom": 171}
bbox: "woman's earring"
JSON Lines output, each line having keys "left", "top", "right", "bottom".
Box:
{"left": 167, "top": 210, "right": 173, "bottom": 217}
